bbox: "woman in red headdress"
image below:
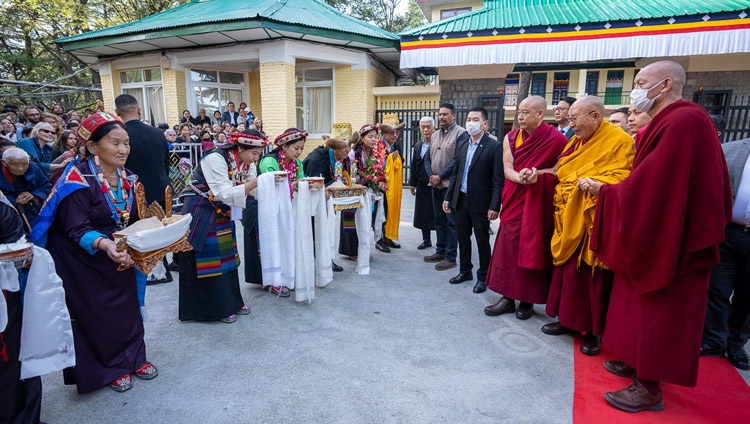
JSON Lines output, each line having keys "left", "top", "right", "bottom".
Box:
{"left": 31, "top": 111, "right": 156, "bottom": 393}
{"left": 178, "top": 129, "right": 267, "bottom": 324}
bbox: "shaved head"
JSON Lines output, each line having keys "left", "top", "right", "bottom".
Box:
{"left": 639, "top": 60, "right": 686, "bottom": 93}
{"left": 520, "top": 95, "right": 547, "bottom": 112}
{"left": 574, "top": 96, "right": 605, "bottom": 115}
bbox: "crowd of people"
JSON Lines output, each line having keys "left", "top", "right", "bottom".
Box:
{"left": 1, "top": 60, "right": 748, "bottom": 422}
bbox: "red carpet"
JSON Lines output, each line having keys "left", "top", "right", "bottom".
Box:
{"left": 573, "top": 337, "right": 750, "bottom": 423}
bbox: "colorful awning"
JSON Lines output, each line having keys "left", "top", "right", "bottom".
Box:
{"left": 400, "top": 9, "right": 750, "bottom": 68}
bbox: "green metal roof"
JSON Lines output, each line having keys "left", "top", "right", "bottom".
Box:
{"left": 401, "top": 0, "right": 750, "bottom": 35}
{"left": 58, "top": 0, "right": 399, "bottom": 46}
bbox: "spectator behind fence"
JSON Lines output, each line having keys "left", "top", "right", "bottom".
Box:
{"left": 17, "top": 122, "right": 62, "bottom": 173}
{"left": 0, "top": 147, "right": 52, "bottom": 230}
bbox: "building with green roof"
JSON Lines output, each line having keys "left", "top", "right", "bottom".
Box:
{"left": 57, "top": 0, "right": 402, "bottom": 139}
{"left": 397, "top": 0, "right": 750, "bottom": 139}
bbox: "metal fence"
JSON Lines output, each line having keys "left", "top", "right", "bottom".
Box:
{"left": 168, "top": 143, "right": 204, "bottom": 207}
{"left": 724, "top": 95, "right": 750, "bottom": 143}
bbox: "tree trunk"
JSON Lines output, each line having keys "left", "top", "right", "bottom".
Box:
{"left": 512, "top": 71, "right": 531, "bottom": 129}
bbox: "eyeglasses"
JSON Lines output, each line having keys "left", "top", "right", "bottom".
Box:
{"left": 40, "top": 129, "right": 56, "bottom": 135}
{"left": 568, "top": 111, "right": 596, "bottom": 124}
{"left": 552, "top": 107, "right": 570, "bottom": 113}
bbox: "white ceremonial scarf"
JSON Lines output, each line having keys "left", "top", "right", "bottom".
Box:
{"left": 311, "top": 188, "right": 333, "bottom": 289}
{"left": 0, "top": 260, "right": 19, "bottom": 331}
{"left": 19, "top": 246, "right": 76, "bottom": 379}
{"left": 293, "top": 181, "right": 316, "bottom": 303}
{"left": 258, "top": 172, "right": 295, "bottom": 289}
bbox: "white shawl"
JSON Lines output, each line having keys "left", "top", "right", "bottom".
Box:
{"left": 293, "top": 181, "right": 316, "bottom": 303}
{"left": 19, "top": 246, "right": 76, "bottom": 379}
{"left": 311, "top": 188, "right": 333, "bottom": 289}
{"left": 352, "top": 189, "right": 386, "bottom": 275}
{"left": 258, "top": 172, "right": 295, "bottom": 289}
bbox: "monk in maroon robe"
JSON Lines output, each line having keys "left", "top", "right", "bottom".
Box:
{"left": 584, "top": 61, "right": 733, "bottom": 413}
{"left": 484, "top": 96, "right": 567, "bottom": 319}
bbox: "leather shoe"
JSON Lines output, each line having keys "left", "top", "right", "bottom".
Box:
{"left": 515, "top": 302, "right": 534, "bottom": 320}
{"left": 604, "top": 380, "right": 664, "bottom": 413}
{"left": 484, "top": 298, "right": 516, "bottom": 316}
{"left": 700, "top": 342, "right": 725, "bottom": 357}
{"left": 417, "top": 241, "right": 432, "bottom": 250}
{"left": 434, "top": 260, "right": 457, "bottom": 271}
{"left": 473, "top": 280, "right": 487, "bottom": 293}
{"left": 727, "top": 345, "right": 750, "bottom": 370}
{"left": 146, "top": 274, "right": 173, "bottom": 285}
{"left": 424, "top": 252, "right": 445, "bottom": 263}
{"left": 332, "top": 262, "right": 343, "bottom": 272}
{"left": 581, "top": 333, "right": 601, "bottom": 356}
{"left": 375, "top": 240, "right": 391, "bottom": 253}
{"left": 449, "top": 272, "right": 473, "bottom": 285}
{"left": 541, "top": 321, "right": 579, "bottom": 336}
{"left": 603, "top": 360, "right": 636, "bottom": 379}
{"left": 387, "top": 238, "right": 401, "bottom": 249}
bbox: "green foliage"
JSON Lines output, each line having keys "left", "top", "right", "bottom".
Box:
{"left": 0, "top": 0, "right": 188, "bottom": 111}
{"left": 324, "top": 0, "right": 426, "bottom": 33}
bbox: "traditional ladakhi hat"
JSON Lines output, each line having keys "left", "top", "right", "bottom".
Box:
{"left": 379, "top": 113, "right": 405, "bottom": 133}
{"left": 76, "top": 111, "right": 122, "bottom": 143}
{"left": 331, "top": 123, "right": 352, "bottom": 141}
{"left": 226, "top": 129, "right": 268, "bottom": 148}
{"left": 274, "top": 128, "right": 308, "bottom": 146}
{"left": 358, "top": 124, "right": 379, "bottom": 137}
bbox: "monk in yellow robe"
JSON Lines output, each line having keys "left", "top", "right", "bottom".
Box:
{"left": 539, "top": 96, "right": 635, "bottom": 356}
{"left": 375, "top": 120, "right": 404, "bottom": 253}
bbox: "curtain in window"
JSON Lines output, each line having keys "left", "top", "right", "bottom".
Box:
{"left": 147, "top": 86, "right": 166, "bottom": 123}
{"left": 307, "top": 86, "right": 331, "bottom": 134}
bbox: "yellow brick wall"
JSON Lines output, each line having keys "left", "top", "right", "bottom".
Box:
{"left": 334, "top": 65, "right": 393, "bottom": 129}
{"left": 101, "top": 73, "right": 116, "bottom": 112}
{"left": 259, "top": 62, "right": 296, "bottom": 141}
{"left": 162, "top": 68, "right": 187, "bottom": 127}
{"left": 248, "top": 70, "right": 262, "bottom": 118}
{"left": 376, "top": 94, "right": 440, "bottom": 110}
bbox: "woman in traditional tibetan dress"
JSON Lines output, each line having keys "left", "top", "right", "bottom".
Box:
{"left": 302, "top": 135, "right": 351, "bottom": 272}
{"left": 31, "top": 112, "right": 157, "bottom": 393}
{"left": 338, "top": 124, "right": 387, "bottom": 259}
{"left": 253, "top": 128, "right": 307, "bottom": 297}
{"left": 179, "top": 129, "right": 267, "bottom": 323}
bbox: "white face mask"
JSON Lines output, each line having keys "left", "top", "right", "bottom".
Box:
{"left": 466, "top": 121, "right": 482, "bottom": 136}
{"left": 630, "top": 79, "right": 665, "bottom": 112}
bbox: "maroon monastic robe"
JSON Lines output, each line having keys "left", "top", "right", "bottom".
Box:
{"left": 591, "top": 100, "right": 732, "bottom": 387}
{"left": 486, "top": 123, "right": 567, "bottom": 303}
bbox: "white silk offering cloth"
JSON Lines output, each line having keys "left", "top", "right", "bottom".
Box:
{"left": 328, "top": 189, "right": 384, "bottom": 275}
{"left": 0, "top": 246, "right": 75, "bottom": 379}
{"left": 293, "top": 182, "right": 333, "bottom": 303}
{"left": 257, "top": 175, "right": 334, "bottom": 303}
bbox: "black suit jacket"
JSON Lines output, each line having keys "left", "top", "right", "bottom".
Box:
{"left": 409, "top": 140, "right": 430, "bottom": 186}
{"left": 124, "top": 120, "right": 171, "bottom": 204}
{"left": 221, "top": 111, "right": 239, "bottom": 125}
{"left": 445, "top": 132, "right": 504, "bottom": 213}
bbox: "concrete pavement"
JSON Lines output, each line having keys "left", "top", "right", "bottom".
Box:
{"left": 39, "top": 190, "right": 749, "bottom": 423}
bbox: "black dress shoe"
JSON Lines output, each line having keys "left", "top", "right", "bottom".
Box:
{"left": 387, "top": 239, "right": 401, "bottom": 249}
{"left": 473, "top": 280, "right": 487, "bottom": 293}
{"left": 581, "top": 333, "right": 602, "bottom": 356}
{"left": 542, "top": 321, "right": 579, "bottom": 336}
{"left": 375, "top": 240, "right": 391, "bottom": 253}
{"left": 168, "top": 261, "right": 179, "bottom": 271}
{"left": 700, "top": 342, "right": 725, "bottom": 357}
{"left": 515, "top": 302, "right": 534, "bottom": 320}
{"left": 449, "top": 272, "right": 473, "bottom": 284}
{"left": 146, "top": 275, "right": 173, "bottom": 285}
{"left": 417, "top": 241, "right": 432, "bottom": 250}
{"left": 727, "top": 345, "right": 750, "bottom": 370}
{"left": 484, "top": 298, "right": 516, "bottom": 316}
{"left": 332, "top": 262, "right": 343, "bottom": 272}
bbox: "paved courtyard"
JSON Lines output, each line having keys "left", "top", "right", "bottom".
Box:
{"left": 40, "top": 191, "right": 749, "bottom": 423}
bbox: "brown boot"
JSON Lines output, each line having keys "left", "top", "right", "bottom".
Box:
{"left": 603, "top": 360, "right": 636, "bottom": 378}
{"left": 484, "top": 298, "right": 516, "bottom": 316}
{"left": 604, "top": 379, "right": 664, "bottom": 413}
{"left": 424, "top": 253, "right": 445, "bottom": 263}
{"left": 434, "top": 260, "right": 457, "bottom": 271}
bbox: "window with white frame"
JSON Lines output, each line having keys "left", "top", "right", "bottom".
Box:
{"left": 120, "top": 68, "right": 165, "bottom": 124}
{"left": 295, "top": 68, "right": 333, "bottom": 135}
{"left": 191, "top": 69, "right": 246, "bottom": 118}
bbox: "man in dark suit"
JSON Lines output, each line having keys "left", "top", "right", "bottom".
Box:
{"left": 443, "top": 107, "right": 504, "bottom": 293}
{"left": 553, "top": 96, "right": 577, "bottom": 140}
{"left": 221, "top": 102, "right": 239, "bottom": 126}
{"left": 115, "top": 94, "right": 173, "bottom": 283}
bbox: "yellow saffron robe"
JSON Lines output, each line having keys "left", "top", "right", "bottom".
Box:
{"left": 550, "top": 121, "right": 635, "bottom": 269}
{"left": 384, "top": 150, "right": 402, "bottom": 241}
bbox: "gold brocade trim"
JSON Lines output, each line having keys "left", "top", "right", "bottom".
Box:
{"left": 333, "top": 202, "right": 363, "bottom": 211}
{"left": 116, "top": 234, "right": 193, "bottom": 274}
